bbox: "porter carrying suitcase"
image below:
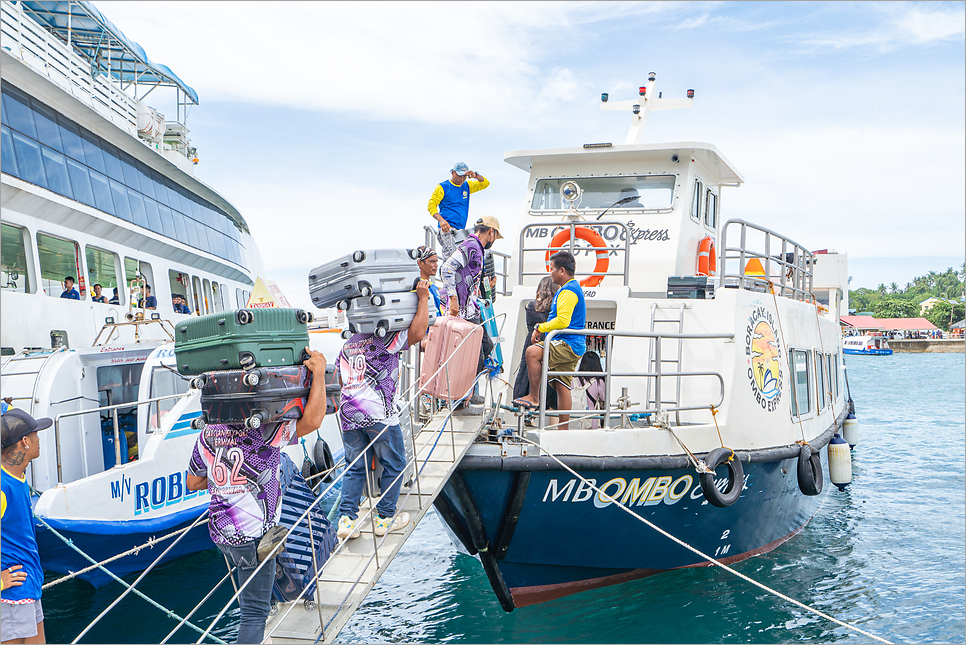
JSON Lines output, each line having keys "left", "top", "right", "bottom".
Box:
{"left": 344, "top": 291, "right": 436, "bottom": 338}
{"left": 308, "top": 248, "right": 422, "bottom": 309}
{"left": 174, "top": 308, "right": 312, "bottom": 375}
{"left": 419, "top": 317, "right": 483, "bottom": 402}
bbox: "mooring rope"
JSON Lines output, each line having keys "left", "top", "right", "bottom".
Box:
{"left": 33, "top": 515, "right": 226, "bottom": 644}
{"left": 515, "top": 435, "right": 892, "bottom": 644}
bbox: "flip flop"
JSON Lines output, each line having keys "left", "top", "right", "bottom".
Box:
{"left": 512, "top": 399, "right": 536, "bottom": 410}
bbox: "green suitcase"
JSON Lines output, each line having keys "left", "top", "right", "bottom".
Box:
{"left": 174, "top": 308, "right": 313, "bottom": 375}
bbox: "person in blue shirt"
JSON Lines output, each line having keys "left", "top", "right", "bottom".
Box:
{"left": 91, "top": 283, "right": 107, "bottom": 303}
{"left": 59, "top": 276, "right": 80, "bottom": 300}
{"left": 172, "top": 294, "right": 191, "bottom": 315}
{"left": 138, "top": 284, "right": 158, "bottom": 310}
{"left": 1, "top": 408, "right": 53, "bottom": 643}
{"left": 427, "top": 162, "right": 490, "bottom": 260}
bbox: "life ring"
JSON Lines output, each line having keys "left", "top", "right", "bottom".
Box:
{"left": 699, "top": 447, "right": 744, "bottom": 507}
{"left": 797, "top": 443, "right": 823, "bottom": 495}
{"left": 545, "top": 227, "right": 609, "bottom": 288}
{"left": 697, "top": 236, "right": 717, "bottom": 276}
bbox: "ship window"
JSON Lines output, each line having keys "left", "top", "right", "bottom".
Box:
{"left": 169, "top": 269, "right": 191, "bottom": 312}
{"left": 705, "top": 188, "right": 717, "bottom": 229}
{"left": 147, "top": 366, "right": 190, "bottom": 432}
{"left": 143, "top": 198, "right": 164, "bottom": 234}
{"left": 193, "top": 220, "right": 210, "bottom": 253}
{"left": 126, "top": 188, "right": 150, "bottom": 229}
{"left": 191, "top": 276, "right": 204, "bottom": 314}
{"left": 57, "top": 118, "right": 85, "bottom": 163}
{"left": 182, "top": 215, "right": 200, "bottom": 248}
{"left": 1, "top": 223, "right": 31, "bottom": 294}
{"left": 0, "top": 90, "right": 8, "bottom": 125}
{"left": 118, "top": 153, "right": 140, "bottom": 188}
{"left": 30, "top": 101, "right": 63, "bottom": 153}
{"left": 101, "top": 145, "right": 124, "bottom": 183}
{"left": 158, "top": 204, "right": 177, "bottom": 238}
{"left": 171, "top": 209, "right": 189, "bottom": 242}
{"left": 40, "top": 147, "right": 72, "bottom": 199}
{"left": 825, "top": 353, "right": 835, "bottom": 401}
{"left": 220, "top": 283, "right": 229, "bottom": 311}
{"left": 36, "top": 232, "right": 81, "bottom": 299}
{"left": 135, "top": 162, "right": 156, "bottom": 200}
{"left": 85, "top": 246, "right": 119, "bottom": 297}
{"left": 690, "top": 178, "right": 702, "bottom": 222}
{"left": 12, "top": 131, "right": 47, "bottom": 188}
{"left": 530, "top": 175, "right": 676, "bottom": 211}
{"left": 833, "top": 353, "right": 840, "bottom": 399}
{"left": 188, "top": 198, "right": 204, "bottom": 223}
{"left": 80, "top": 131, "right": 106, "bottom": 175}
{"left": 236, "top": 288, "right": 243, "bottom": 308}
{"left": 3, "top": 88, "right": 37, "bottom": 139}
{"left": 124, "top": 258, "right": 154, "bottom": 302}
{"left": 109, "top": 180, "right": 132, "bottom": 222}
{"left": 150, "top": 170, "right": 169, "bottom": 207}
{"left": 203, "top": 279, "right": 214, "bottom": 313}
{"left": 815, "top": 352, "right": 826, "bottom": 411}
{"left": 2, "top": 126, "right": 19, "bottom": 176}
{"left": 96, "top": 363, "right": 142, "bottom": 411}
{"left": 89, "top": 171, "right": 115, "bottom": 215}
{"left": 66, "top": 158, "right": 95, "bottom": 208}
{"left": 789, "top": 349, "right": 811, "bottom": 418}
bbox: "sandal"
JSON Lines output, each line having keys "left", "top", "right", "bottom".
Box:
{"left": 512, "top": 399, "right": 536, "bottom": 410}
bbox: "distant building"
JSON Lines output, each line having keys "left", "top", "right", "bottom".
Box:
{"left": 840, "top": 316, "right": 940, "bottom": 338}
{"left": 918, "top": 297, "right": 953, "bottom": 315}
{"left": 951, "top": 320, "right": 964, "bottom": 339}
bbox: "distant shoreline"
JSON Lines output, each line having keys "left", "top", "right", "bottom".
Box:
{"left": 889, "top": 339, "right": 965, "bottom": 353}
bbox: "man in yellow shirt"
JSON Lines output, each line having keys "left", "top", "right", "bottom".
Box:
{"left": 428, "top": 162, "right": 490, "bottom": 260}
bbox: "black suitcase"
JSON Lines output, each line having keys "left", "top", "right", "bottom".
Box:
{"left": 174, "top": 308, "right": 312, "bottom": 375}
{"left": 308, "top": 248, "right": 422, "bottom": 309}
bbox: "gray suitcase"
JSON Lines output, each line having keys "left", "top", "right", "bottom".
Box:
{"left": 308, "top": 249, "right": 422, "bottom": 309}
{"left": 343, "top": 292, "right": 436, "bottom": 339}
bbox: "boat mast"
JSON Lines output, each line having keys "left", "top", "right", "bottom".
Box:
{"left": 600, "top": 72, "right": 695, "bottom": 144}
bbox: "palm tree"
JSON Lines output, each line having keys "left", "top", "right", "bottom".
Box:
{"left": 890, "top": 282, "right": 898, "bottom": 294}
{"left": 876, "top": 283, "right": 887, "bottom": 297}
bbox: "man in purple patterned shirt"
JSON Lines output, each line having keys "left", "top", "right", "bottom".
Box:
{"left": 186, "top": 348, "right": 328, "bottom": 645}
{"left": 336, "top": 281, "right": 430, "bottom": 541}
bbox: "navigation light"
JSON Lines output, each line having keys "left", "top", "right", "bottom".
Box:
{"left": 687, "top": 89, "right": 695, "bottom": 98}
{"left": 601, "top": 93, "right": 609, "bottom": 102}
{"left": 632, "top": 104, "right": 641, "bottom": 115}
{"left": 639, "top": 86, "right": 646, "bottom": 96}
{"left": 648, "top": 71, "right": 656, "bottom": 81}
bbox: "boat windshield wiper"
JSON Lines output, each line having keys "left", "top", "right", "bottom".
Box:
{"left": 596, "top": 196, "right": 639, "bottom": 220}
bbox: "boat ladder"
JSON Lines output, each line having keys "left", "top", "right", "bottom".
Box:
{"left": 264, "top": 408, "right": 482, "bottom": 644}
{"left": 645, "top": 302, "right": 688, "bottom": 424}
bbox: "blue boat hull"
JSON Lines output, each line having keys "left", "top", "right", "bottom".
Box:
{"left": 843, "top": 348, "right": 893, "bottom": 355}
{"left": 36, "top": 505, "right": 213, "bottom": 587}
{"left": 436, "top": 439, "right": 832, "bottom": 608}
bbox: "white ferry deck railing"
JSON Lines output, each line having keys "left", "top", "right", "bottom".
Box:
{"left": 52, "top": 392, "right": 190, "bottom": 484}
{"left": 719, "top": 219, "right": 815, "bottom": 303}
{"left": 422, "top": 224, "right": 511, "bottom": 296}
{"left": 518, "top": 221, "right": 631, "bottom": 287}
{"left": 539, "top": 328, "right": 733, "bottom": 430}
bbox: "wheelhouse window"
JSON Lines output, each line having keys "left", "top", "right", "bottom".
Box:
{"left": 531, "top": 175, "right": 676, "bottom": 212}
{"left": 690, "top": 178, "right": 703, "bottom": 222}
{"left": 705, "top": 188, "right": 718, "bottom": 229}
{"left": 1, "top": 223, "right": 31, "bottom": 294}
{"left": 147, "top": 366, "right": 190, "bottom": 432}
{"left": 790, "top": 349, "right": 811, "bottom": 418}
{"left": 169, "top": 269, "right": 192, "bottom": 312}
{"left": 85, "top": 246, "right": 119, "bottom": 301}
{"left": 37, "top": 232, "right": 82, "bottom": 298}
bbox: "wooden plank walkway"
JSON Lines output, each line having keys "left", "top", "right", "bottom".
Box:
{"left": 265, "top": 410, "right": 483, "bottom": 644}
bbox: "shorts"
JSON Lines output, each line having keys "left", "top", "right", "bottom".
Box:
{"left": 0, "top": 599, "right": 43, "bottom": 640}
{"left": 538, "top": 340, "right": 581, "bottom": 388}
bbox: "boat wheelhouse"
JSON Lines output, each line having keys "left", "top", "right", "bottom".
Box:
{"left": 843, "top": 334, "right": 893, "bottom": 355}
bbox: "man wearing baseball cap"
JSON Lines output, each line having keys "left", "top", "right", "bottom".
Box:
{"left": 427, "top": 162, "right": 490, "bottom": 261}
{"left": 1, "top": 409, "right": 51, "bottom": 643}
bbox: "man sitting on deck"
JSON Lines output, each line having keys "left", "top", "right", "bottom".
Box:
{"left": 513, "top": 251, "right": 586, "bottom": 430}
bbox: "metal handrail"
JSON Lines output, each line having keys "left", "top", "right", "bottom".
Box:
{"left": 538, "top": 329, "right": 734, "bottom": 430}
{"left": 422, "top": 224, "right": 510, "bottom": 296}
{"left": 719, "top": 219, "right": 815, "bottom": 303}
{"left": 518, "top": 221, "right": 631, "bottom": 287}
{"left": 52, "top": 392, "right": 193, "bottom": 484}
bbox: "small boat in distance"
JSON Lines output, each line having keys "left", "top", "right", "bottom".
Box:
{"left": 843, "top": 334, "right": 893, "bottom": 355}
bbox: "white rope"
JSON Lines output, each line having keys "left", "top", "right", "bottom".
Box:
{"left": 41, "top": 517, "right": 210, "bottom": 590}
{"left": 517, "top": 435, "right": 893, "bottom": 645}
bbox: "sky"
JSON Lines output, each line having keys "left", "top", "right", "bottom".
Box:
{"left": 98, "top": 1, "right": 965, "bottom": 308}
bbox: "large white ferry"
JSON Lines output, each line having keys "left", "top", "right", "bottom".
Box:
{"left": 429, "top": 74, "right": 855, "bottom": 609}
{"left": 0, "top": 0, "right": 342, "bottom": 585}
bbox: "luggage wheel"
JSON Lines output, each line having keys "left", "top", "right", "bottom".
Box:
{"left": 236, "top": 309, "right": 254, "bottom": 325}
{"left": 408, "top": 248, "right": 420, "bottom": 260}
{"left": 295, "top": 309, "right": 312, "bottom": 324}
{"left": 242, "top": 370, "right": 262, "bottom": 387}
{"left": 336, "top": 300, "right": 350, "bottom": 311}
{"left": 358, "top": 282, "right": 373, "bottom": 297}
{"left": 189, "top": 375, "right": 206, "bottom": 390}
{"left": 299, "top": 348, "right": 312, "bottom": 364}
{"left": 191, "top": 415, "right": 207, "bottom": 430}
{"left": 245, "top": 413, "right": 264, "bottom": 429}
{"left": 352, "top": 250, "right": 366, "bottom": 263}
{"left": 303, "top": 599, "right": 317, "bottom": 612}
{"left": 370, "top": 294, "right": 385, "bottom": 307}
{"left": 374, "top": 325, "right": 388, "bottom": 338}
{"left": 341, "top": 329, "right": 352, "bottom": 340}
{"left": 239, "top": 352, "right": 256, "bottom": 369}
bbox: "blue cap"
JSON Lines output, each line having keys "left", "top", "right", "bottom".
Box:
{"left": 452, "top": 162, "right": 469, "bottom": 176}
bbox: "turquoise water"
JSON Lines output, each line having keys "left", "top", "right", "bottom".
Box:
{"left": 43, "top": 353, "right": 965, "bottom": 644}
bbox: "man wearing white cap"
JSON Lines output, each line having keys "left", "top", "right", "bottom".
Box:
{"left": 1, "top": 409, "right": 52, "bottom": 644}
{"left": 428, "top": 162, "right": 490, "bottom": 260}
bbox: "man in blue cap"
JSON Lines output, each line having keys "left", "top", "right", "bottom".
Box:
{"left": 1, "top": 408, "right": 52, "bottom": 644}
{"left": 428, "top": 162, "right": 490, "bottom": 260}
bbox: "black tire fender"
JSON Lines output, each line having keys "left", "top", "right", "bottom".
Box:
{"left": 699, "top": 447, "right": 744, "bottom": 508}
{"left": 313, "top": 439, "right": 336, "bottom": 483}
{"left": 797, "top": 443, "right": 823, "bottom": 496}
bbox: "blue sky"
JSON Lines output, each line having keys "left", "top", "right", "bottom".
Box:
{"left": 100, "top": 1, "right": 965, "bottom": 307}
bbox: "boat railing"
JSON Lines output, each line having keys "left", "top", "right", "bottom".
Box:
{"left": 719, "top": 219, "right": 815, "bottom": 303}
{"left": 517, "top": 221, "right": 631, "bottom": 287}
{"left": 539, "top": 328, "right": 734, "bottom": 430}
{"left": 422, "top": 225, "right": 511, "bottom": 296}
{"left": 51, "top": 392, "right": 191, "bottom": 485}
{"left": 0, "top": 0, "right": 138, "bottom": 133}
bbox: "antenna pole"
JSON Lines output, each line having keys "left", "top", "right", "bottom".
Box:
{"left": 600, "top": 72, "right": 694, "bottom": 144}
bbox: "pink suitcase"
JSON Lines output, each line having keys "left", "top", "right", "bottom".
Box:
{"left": 419, "top": 317, "right": 483, "bottom": 402}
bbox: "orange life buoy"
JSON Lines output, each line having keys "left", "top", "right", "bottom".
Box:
{"left": 697, "top": 236, "right": 716, "bottom": 276}
{"left": 545, "top": 227, "right": 610, "bottom": 287}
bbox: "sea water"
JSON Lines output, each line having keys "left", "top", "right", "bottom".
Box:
{"left": 42, "top": 353, "right": 965, "bottom": 644}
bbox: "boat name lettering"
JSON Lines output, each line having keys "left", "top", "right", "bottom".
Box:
{"left": 113, "top": 470, "right": 207, "bottom": 516}
{"left": 525, "top": 223, "right": 670, "bottom": 256}
{"left": 99, "top": 346, "right": 128, "bottom": 353}
{"left": 585, "top": 321, "right": 615, "bottom": 330}
{"left": 745, "top": 307, "right": 783, "bottom": 412}
{"left": 542, "top": 475, "right": 695, "bottom": 508}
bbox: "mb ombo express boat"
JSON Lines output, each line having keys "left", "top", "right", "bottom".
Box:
{"left": 0, "top": 0, "right": 342, "bottom": 585}
{"left": 842, "top": 335, "right": 892, "bottom": 355}
{"left": 428, "top": 73, "right": 855, "bottom": 610}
